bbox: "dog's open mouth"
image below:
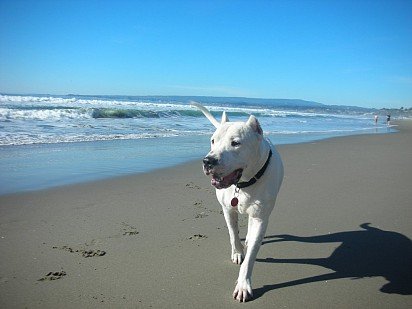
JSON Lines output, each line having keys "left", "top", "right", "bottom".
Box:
{"left": 211, "top": 169, "right": 243, "bottom": 189}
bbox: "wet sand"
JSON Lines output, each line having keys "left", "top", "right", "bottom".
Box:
{"left": 0, "top": 121, "right": 411, "bottom": 308}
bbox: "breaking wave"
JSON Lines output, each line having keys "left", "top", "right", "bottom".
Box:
{"left": 0, "top": 94, "right": 394, "bottom": 146}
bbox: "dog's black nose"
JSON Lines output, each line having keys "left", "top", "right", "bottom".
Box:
{"left": 203, "top": 156, "right": 218, "bottom": 167}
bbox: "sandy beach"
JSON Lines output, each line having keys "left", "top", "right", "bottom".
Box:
{"left": 1, "top": 121, "right": 411, "bottom": 308}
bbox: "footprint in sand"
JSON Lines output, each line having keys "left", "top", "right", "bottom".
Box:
{"left": 188, "top": 234, "right": 208, "bottom": 240}
{"left": 185, "top": 182, "right": 201, "bottom": 190}
{"left": 193, "top": 199, "right": 223, "bottom": 217}
{"left": 81, "top": 249, "right": 106, "bottom": 258}
{"left": 52, "top": 245, "right": 106, "bottom": 258}
{"left": 195, "top": 211, "right": 209, "bottom": 219}
{"left": 186, "top": 182, "right": 214, "bottom": 194}
{"left": 121, "top": 222, "right": 139, "bottom": 236}
{"left": 38, "top": 271, "right": 66, "bottom": 281}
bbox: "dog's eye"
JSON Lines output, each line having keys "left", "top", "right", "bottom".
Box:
{"left": 231, "top": 140, "right": 240, "bottom": 147}
{"left": 211, "top": 139, "right": 215, "bottom": 145}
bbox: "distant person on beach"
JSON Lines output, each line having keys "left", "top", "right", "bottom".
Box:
{"left": 374, "top": 115, "right": 378, "bottom": 125}
{"left": 386, "top": 114, "right": 391, "bottom": 126}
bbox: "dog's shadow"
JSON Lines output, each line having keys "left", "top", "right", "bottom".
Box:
{"left": 255, "top": 223, "right": 412, "bottom": 298}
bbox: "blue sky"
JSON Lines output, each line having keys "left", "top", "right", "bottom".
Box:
{"left": 0, "top": 0, "right": 411, "bottom": 108}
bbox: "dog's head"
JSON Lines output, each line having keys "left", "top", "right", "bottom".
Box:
{"left": 201, "top": 110, "right": 264, "bottom": 189}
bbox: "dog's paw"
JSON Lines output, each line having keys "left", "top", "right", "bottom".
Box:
{"left": 233, "top": 278, "right": 253, "bottom": 302}
{"left": 231, "top": 249, "right": 244, "bottom": 264}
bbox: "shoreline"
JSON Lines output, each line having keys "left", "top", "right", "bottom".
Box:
{"left": 0, "top": 121, "right": 411, "bottom": 308}
{"left": 0, "top": 124, "right": 398, "bottom": 196}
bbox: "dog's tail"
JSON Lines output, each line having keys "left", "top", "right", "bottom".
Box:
{"left": 190, "top": 101, "right": 220, "bottom": 128}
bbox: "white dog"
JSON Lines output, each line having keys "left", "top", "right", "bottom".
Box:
{"left": 191, "top": 102, "right": 284, "bottom": 302}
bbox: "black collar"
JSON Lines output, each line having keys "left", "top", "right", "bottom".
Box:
{"left": 236, "top": 149, "right": 272, "bottom": 189}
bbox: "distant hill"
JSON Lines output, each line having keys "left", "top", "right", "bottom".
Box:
{"left": 67, "top": 94, "right": 325, "bottom": 108}
{"left": 177, "top": 96, "right": 325, "bottom": 108}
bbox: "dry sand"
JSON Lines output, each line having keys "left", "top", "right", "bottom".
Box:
{"left": 0, "top": 121, "right": 411, "bottom": 308}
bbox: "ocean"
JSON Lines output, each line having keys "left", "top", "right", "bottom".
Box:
{"left": 0, "top": 94, "right": 398, "bottom": 195}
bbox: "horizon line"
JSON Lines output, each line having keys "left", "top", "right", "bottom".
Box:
{"left": 1, "top": 92, "right": 410, "bottom": 110}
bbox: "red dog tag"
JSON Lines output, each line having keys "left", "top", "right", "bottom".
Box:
{"left": 231, "top": 197, "right": 238, "bottom": 207}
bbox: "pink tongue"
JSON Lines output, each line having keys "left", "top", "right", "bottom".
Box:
{"left": 211, "top": 170, "right": 240, "bottom": 188}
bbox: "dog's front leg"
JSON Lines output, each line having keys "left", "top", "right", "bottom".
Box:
{"left": 233, "top": 216, "right": 268, "bottom": 302}
{"left": 222, "top": 207, "right": 244, "bottom": 264}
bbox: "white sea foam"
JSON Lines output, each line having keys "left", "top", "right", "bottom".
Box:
{"left": 0, "top": 94, "right": 395, "bottom": 146}
{"left": 0, "top": 132, "right": 186, "bottom": 146}
{"left": 0, "top": 107, "right": 92, "bottom": 121}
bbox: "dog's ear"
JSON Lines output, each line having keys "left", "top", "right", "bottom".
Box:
{"left": 221, "top": 111, "right": 229, "bottom": 125}
{"left": 247, "top": 115, "right": 263, "bottom": 136}
{"left": 190, "top": 101, "right": 220, "bottom": 128}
